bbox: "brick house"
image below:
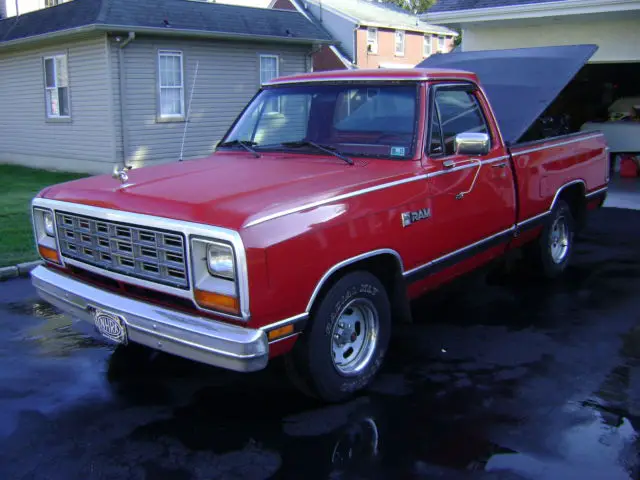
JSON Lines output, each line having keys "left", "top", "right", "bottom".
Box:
{"left": 269, "top": 0, "right": 458, "bottom": 70}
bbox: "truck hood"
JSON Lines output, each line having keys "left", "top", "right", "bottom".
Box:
{"left": 42, "top": 152, "right": 407, "bottom": 231}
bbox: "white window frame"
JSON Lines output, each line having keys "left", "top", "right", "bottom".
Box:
{"left": 438, "top": 35, "right": 446, "bottom": 52}
{"left": 395, "top": 30, "right": 405, "bottom": 56}
{"left": 259, "top": 54, "right": 281, "bottom": 114}
{"left": 367, "top": 27, "right": 378, "bottom": 54}
{"left": 157, "top": 49, "right": 185, "bottom": 120}
{"left": 43, "top": 53, "right": 70, "bottom": 119}
{"left": 423, "top": 34, "right": 432, "bottom": 57}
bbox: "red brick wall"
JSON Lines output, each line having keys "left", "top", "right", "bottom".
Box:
{"left": 271, "top": 0, "right": 297, "bottom": 10}
{"left": 313, "top": 45, "right": 349, "bottom": 71}
{"left": 355, "top": 27, "right": 454, "bottom": 69}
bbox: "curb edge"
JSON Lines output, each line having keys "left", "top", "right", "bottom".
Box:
{"left": 0, "top": 260, "right": 42, "bottom": 282}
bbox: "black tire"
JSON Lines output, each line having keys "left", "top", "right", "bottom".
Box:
{"left": 526, "top": 198, "right": 575, "bottom": 279}
{"left": 284, "top": 270, "right": 391, "bottom": 403}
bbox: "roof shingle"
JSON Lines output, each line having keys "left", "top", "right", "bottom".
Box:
{"left": 0, "top": 0, "right": 334, "bottom": 45}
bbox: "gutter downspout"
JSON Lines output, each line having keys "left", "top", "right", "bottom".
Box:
{"left": 117, "top": 32, "right": 135, "bottom": 168}
{"left": 353, "top": 24, "right": 359, "bottom": 68}
{"left": 307, "top": 43, "right": 323, "bottom": 72}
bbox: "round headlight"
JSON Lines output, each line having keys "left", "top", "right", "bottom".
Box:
{"left": 206, "top": 243, "right": 235, "bottom": 280}
{"left": 44, "top": 212, "right": 55, "bottom": 237}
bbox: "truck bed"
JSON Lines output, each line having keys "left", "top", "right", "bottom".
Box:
{"left": 508, "top": 130, "right": 609, "bottom": 224}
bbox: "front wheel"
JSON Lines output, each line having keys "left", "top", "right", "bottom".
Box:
{"left": 526, "top": 198, "right": 575, "bottom": 279}
{"left": 284, "top": 271, "right": 391, "bottom": 403}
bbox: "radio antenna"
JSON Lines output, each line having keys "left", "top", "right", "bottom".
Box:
{"left": 179, "top": 60, "right": 199, "bottom": 162}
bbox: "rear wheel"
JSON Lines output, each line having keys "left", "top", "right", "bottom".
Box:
{"left": 284, "top": 271, "right": 391, "bottom": 403}
{"left": 526, "top": 198, "right": 575, "bottom": 279}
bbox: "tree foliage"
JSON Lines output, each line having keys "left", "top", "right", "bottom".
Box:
{"left": 384, "top": 0, "right": 437, "bottom": 14}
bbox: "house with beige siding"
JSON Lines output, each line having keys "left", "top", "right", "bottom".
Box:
{"left": 0, "top": 0, "right": 333, "bottom": 174}
{"left": 269, "top": 0, "right": 458, "bottom": 71}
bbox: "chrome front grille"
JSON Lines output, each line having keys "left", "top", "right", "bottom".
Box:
{"left": 55, "top": 211, "right": 189, "bottom": 289}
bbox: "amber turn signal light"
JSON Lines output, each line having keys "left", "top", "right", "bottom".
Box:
{"left": 38, "top": 245, "right": 60, "bottom": 264}
{"left": 267, "top": 324, "right": 294, "bottom": 341}
{"left": 194, "top": 289, "right": 240, "bottom": 315}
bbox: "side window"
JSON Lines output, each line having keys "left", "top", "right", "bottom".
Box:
{"left": 158, "top": 50, "right": 185, "bottom": 119}
{"left": 429, "top": 104, "right": 444, "bottom": 155}
{"left": 44, "top": 54, "right": 70, "bottom": 118}
{"left": 434, "top": 89, "right": 489, "bottom": 156}
{"left": 259, "top": 55, "right": 280, "bottom": 114}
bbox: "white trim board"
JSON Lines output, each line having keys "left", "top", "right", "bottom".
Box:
{"left": 421, "top": 0, "right": 640, "bottom": 25}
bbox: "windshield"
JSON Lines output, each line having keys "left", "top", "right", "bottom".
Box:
{"left": 220, "top": 83, "right": 419, "bottom": 159}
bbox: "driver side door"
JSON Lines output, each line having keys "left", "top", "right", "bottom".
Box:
{"left": 422, "top": 82, "right": 517, "bottom": 269}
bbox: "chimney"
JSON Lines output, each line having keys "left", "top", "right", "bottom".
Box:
{"left": 0, "top": 0, "right": 7, "bottom": 19}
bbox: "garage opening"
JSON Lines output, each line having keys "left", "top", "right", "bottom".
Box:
{"left": 520, "top": 62, "right": 640, "bottom": 179}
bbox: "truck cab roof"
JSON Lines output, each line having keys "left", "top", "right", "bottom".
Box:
{"left": 265, "top": 67, "right": 479, "bottom": 86}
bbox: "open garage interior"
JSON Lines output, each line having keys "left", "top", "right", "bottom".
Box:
{"left": 553, "top": 63, "right": 640, "bottom": 129}
{"left": 522, "top": 62, "right": 640, "bottom": 139}
{"left": 522, "top": 61, "right": 640, "bottom": 181}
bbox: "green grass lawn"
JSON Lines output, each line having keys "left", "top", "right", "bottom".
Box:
{"left": 0, "top": 164, "right": 88, "bottom": 268}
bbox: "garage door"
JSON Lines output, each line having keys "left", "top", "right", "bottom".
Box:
{"left": 462, "top": 17, "right": 640, "bottom": 63}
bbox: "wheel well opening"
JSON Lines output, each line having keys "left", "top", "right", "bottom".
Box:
{"left": 309, "top": 253, "right": 410, "bottom": 322}
{"left": 558, "top": 183, "right": 587, "bottom": 230}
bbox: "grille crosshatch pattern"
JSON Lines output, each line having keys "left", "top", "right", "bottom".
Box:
{"left": 55, "top": 211, "right": 189, "bottom": 289}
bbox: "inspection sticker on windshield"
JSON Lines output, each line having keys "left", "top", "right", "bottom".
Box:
{"left": 390, "top": 146, "right": 405, "bottom": 157}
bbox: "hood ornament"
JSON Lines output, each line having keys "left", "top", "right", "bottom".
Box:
{"left": 112, "top": 164, "right": 133, "bottom": 184}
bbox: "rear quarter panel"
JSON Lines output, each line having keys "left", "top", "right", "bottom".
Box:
{"left": 510, "top": 132, "right": 608, "bottom": 222}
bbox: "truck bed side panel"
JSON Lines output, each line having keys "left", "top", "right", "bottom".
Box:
{"left": 509, "top": 131, "right": 608, "bottom": 223}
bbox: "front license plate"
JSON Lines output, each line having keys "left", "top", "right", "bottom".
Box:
{"left": 93, "top": 308, "right": 128, "bottom": 344}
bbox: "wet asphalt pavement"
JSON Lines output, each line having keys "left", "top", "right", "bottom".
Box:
{"left": 1, "top": 207, "right": 640, "bottom": 480}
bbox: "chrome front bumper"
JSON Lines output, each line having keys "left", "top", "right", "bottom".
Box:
{"left": 30, "top": 265, "right": 269, "bottom": 372}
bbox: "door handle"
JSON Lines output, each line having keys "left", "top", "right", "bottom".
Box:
{"left": 492, "top": 162, "right": 507, "bottom": 168}
{"left": 443, "top": 160, "right": 456, "bottom": 169}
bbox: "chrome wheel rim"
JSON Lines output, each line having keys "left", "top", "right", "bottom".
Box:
{"left": 550, "top": 215, "right": 569, "bottom": 264}
{"left": 330, "top": 298, "right": 379, "bottom": 376}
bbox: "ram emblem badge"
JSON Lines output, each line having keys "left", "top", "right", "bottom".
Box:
{"left": 401, "top": 208, "right": 431, "bottom": 227}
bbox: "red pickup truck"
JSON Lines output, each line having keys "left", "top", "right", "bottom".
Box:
{"left": 30, "top": 45, "right": 609, "bottom": 402}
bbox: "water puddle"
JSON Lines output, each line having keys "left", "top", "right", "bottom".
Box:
{"left": 4, "top": 300, "right": 59, "bottom": 318}
{"left": 2, "top": 300, "right": 109, "bottom": 357}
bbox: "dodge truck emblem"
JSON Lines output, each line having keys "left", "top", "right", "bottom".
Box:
{"left": 402, "top": 208, "right": 431, "bottom": 227}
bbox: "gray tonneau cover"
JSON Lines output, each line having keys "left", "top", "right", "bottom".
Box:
{"left": 417, "top": 44, "right": 598, "bottom": 145}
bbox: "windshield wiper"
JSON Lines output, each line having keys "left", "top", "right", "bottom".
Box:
{"left": 218, "top": 140, "right": 260, "bottom": 158}
{"left": 281, "top": 141, "right": 354, "bottom": 166}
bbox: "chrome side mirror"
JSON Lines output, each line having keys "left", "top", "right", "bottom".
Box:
{"left": 454, "top": 132, "right": 490, "bottom": 156}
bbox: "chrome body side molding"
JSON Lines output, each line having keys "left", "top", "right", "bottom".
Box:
{"left": 244, "top": 156, "right": 511, "bottom": 229}
{"left": 304, "top": 249, "right": 405, "bottom": 313}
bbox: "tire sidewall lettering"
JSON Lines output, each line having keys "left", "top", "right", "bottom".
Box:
{"left": 309, "top": 272, "right": 391, "bottom": 402}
